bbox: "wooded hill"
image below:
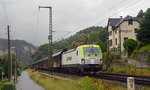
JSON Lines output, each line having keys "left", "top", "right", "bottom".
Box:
{"left": 31, "top": 26, "right": 107, "bottom": 62}
{"left": 0, "top": 39, "right": 36, "bottom": 65}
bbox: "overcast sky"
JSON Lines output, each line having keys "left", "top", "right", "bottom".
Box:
{"left": 0, "top": 0, "right": 150, "bottom": 46}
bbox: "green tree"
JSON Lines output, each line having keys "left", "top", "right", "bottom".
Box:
{"left": 99, "top": 27, "right": 107, "bottom": 43}
{"left": 96, "top": 40, "right": 106, "bottom": 52}
{"left": 123, "top": 39, "right": 137, "bottom": 55}
{"left": 89, "top": 32, "right": 99, "bottom": 42}
{"left": 136, "top": 8, "right": 150, "bottom": 45}
{"left": 137, "top": 10, "right": 144, "bottom": 19}
{"left": 31, "top": 44, "right": 48, "bottom": 61}
{"left": 1, "top": 52, "right": 17, "bottom": 77}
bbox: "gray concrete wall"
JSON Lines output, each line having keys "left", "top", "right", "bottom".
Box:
{"left": 134, "top": 52, "right": 150, "bottom": 62}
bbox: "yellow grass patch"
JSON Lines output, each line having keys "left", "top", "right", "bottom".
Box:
{"left": 27, "top": 69, "right": 81, "bottom": 90}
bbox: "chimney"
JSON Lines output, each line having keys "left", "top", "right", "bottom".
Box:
{"left": 120, "top": 16, "right": 123, "bottom": 19}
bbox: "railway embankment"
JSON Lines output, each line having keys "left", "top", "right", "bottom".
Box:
{"left": 27, "top": 69, "right": 150, "bottom": 90}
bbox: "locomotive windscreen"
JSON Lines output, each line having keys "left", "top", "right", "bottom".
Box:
{"left": 83, "top": 47, "right": 100, "bottom": 55}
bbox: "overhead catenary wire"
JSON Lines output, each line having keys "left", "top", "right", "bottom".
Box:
{"left": 54, "top": 31, "right": 71, "bottom": 42}
{"left": 33, "top": 0, "right": 43, "bottom": 46}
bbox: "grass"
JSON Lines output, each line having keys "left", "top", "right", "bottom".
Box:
{"left": 139, "top": 44, "right": 150, "bottom": 52}
{"left": 28, "top": 69, "right": 81, "bottom": 90}
{"left": 27, "top": 69, "right": 127, "bottom": 90}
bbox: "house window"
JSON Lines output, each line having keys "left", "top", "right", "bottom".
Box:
{"left": 109, "top": 31, "right": 112, "bottom": 36}
{"left": 116, "top": 38, "right": 117, "bottom": 45}
{"left": 128, "top": 19, "right": 133, "bottom": 25}
{"left": 109, "top": 39, "right": 112, "bottom": 47}
{"left": 134, "top": 28, "right": 138, "bottom": 33}
{"left": 124, "top": 37, "right": 128, "bottom": 41}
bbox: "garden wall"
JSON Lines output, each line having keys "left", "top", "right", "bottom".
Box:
{"left": 134, "top": 52, "right": 149, "bottom": 62}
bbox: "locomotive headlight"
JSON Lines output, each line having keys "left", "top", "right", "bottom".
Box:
{"left": 81, "top": 59, "right": 85, "bottom": 64}
{"left": 100, "top": 59, "right": 103, "bottom": 63}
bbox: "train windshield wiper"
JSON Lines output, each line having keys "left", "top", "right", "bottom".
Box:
{"left": 90, "top": 47, "right": 97, "bottom": 56}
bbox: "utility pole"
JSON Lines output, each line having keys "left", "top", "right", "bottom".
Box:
{"left": 39, "top": 6, "right": 53, "bottom": 71}
{"left": 7, "top": 25, "right": 11, "bottom": 81}
{"left": 15, "top": 50, "right": 17, "bottom": 82}
{"left": 106, "top": 26, "right": 110, "bottom": 70}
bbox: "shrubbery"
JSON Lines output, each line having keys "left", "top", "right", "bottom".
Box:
{"left": 2, "top": 81, "right": 16, "bottom": 90}
{"left": 79, "top": 76, "right": 104, "bottom": 90}
{"left": 139, "top": 44, "right": 150, "bottom": 52}
{"left": 17, "top": 68, "right": 21, "bottom": 76}
{"left": 22, "top": 65, "right": 28, "bottom": 70}
{"left": 123, "top": 39, "right": 137, "bottom": 56}
{"left": 0, "top": 67, "right": 4, "bottom": 77}
{"left": 130, "top": 49, "right": 139, "bottom": 59}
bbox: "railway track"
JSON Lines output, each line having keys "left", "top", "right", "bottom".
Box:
{"left": 38, "top": 70, "right": 150, "bottom": 87}
{"left": 90, "top": 73, "right": 150, "bottom": 86}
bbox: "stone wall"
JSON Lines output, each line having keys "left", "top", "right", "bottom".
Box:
{"left": 134, "top": 52, "right": 150, "bottom": 62}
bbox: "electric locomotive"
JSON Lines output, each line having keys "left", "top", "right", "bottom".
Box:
{"left": 61, "top": 44, "right": 103, "bottom": 73}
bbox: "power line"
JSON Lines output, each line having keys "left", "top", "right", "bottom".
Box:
{"left": 0, "top": 0, "right": 9, "bottom": 25}
{"left": 0, "top": 0, "right": 10, "bottom": 39}
{"left": 70, "top": 0, "right": 127, "bottom": 32}
{"left": 54, "top": 31, "right": 71, "bottom": 42}
{"left": 33, "top": 0, "right": 43, "bottom": 46}
{"left": 83, "top": 0, "right": 125, "bottom": 26}
{"left": 95, "top": 0, "right": 141, "bottom": 26}
{"left": 1, "top": 0, "right": 9, "bottom": 24}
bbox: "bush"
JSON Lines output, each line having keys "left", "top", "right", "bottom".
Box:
{"left": 79, "top": 76, "right": 98, "bottom": 90}
{"left": 17, "top": 68, "right": 21, "bottom": 76}
{"left": 108, "top": 48, "right": 115, "bottom": 62}
{"left": 130, "top": 49, "right": 139, "bottom": 59}
{"left": 107, "top": 67, "right": 114, "bottom": 72}
{"left": 123, "top": 39, "right": 137, "bottom": 55}
{"left": 0, "top": 67, "right": 4, "bottom": 76}
{"left": 102, "top": 53, "right": 107, "bottom": 62}
{"left": 139, "top": 44, "right": 150, "bottom": 52}
{"left": 22, "top": 65, "right": 28, "bottom": 70}
{"left": 2, "top": 81, "right": 16, "bottom": 90}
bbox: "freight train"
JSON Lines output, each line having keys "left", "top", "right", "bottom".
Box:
{"left": 30, "top": 44, "right": 103, "bottom": 74}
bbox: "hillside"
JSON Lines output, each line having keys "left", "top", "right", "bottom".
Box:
{"left": 0, "top": 39, "right": 36, "bottom": 65}
{"left": 31, "top": 26, "right": 107, "bottom": 62}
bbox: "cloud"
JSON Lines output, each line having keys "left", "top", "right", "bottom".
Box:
{"left": 1, "top": 0, "right": 150, "bottom": 46}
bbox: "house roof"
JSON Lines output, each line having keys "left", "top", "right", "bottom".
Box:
{"left": 108, "top": 15, "right": 142, "bottom": 30}
{"left": 108, "top": 18, "right": 121, "bottom": 27}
